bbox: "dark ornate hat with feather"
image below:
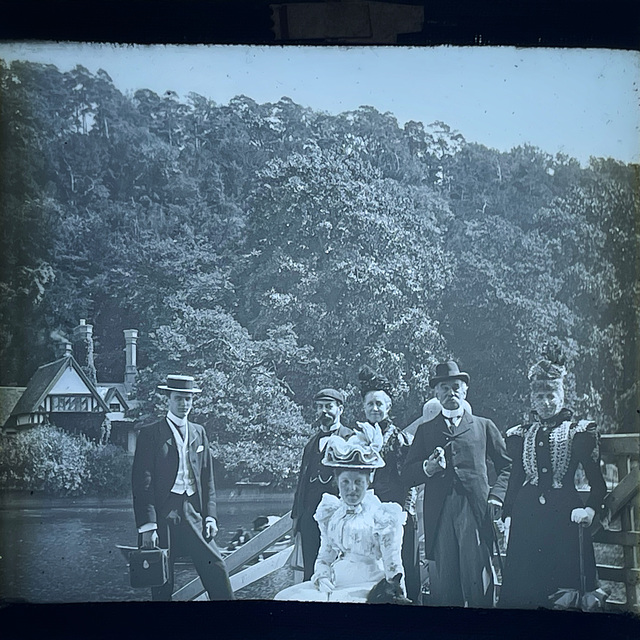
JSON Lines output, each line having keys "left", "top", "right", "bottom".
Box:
{"left": 527, "top": 348, "right": 567, "bottom": 391}
{"left": 358, "top": 365, "right": 393, "bottom": 399}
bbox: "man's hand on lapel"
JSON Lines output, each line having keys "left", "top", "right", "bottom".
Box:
{"left": 204, "top": 517, "right": 218, "bottom": 540}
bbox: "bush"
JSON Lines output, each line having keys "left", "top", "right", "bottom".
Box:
{"left": 84, "top": 443, "right": 132, "bottom": 497}
{"left": 0, "top": 425, "right": 132, "bottom": 497}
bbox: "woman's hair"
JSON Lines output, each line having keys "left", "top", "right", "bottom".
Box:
{"left": 363, "top": 388, "right": 392, "bottom": 406}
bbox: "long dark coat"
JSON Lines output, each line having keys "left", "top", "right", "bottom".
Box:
{"left": 132, "top": 418, "right": 217, "bottom": 530}
{"left": 292, "top": 431, "right": 340, "bottom": 523}
{"left": 291, "top": 425, "right": 353, "bottom": 579}
{"left": 402, "top": 411, "right": 511, "bottom": 560}
{"left": 499, "top": 411, "right": 608, "bottom": 608}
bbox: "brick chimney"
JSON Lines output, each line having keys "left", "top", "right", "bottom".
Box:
{"left": 123, "top": 329, "right": 138, "bottom": 396}
{"left": 73, "top": 319, "right": 97, "bottom": 384}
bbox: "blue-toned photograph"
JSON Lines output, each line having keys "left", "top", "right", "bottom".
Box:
{"left": 0, "top": 43, "right": 637, "bottom": 612}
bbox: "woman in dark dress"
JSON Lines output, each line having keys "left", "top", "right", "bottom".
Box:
{"left": 357, "top": 366, "right": 422, "bottom": 603}
{"left": 498, "top": 359, "right": 608, "bottom": 609}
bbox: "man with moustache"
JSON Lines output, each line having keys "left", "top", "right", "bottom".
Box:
{"left": 132, "top": 374, "right": 233, "bottom": 601}
{"left": 291, "top": 388, "right": 353, "bottom": 580}
{"left": 402, "top": 361, "right": 511, "bottom": 607}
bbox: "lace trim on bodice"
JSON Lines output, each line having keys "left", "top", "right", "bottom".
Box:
{"left": 523, "top": 420, "right": 571, "bottom": 488}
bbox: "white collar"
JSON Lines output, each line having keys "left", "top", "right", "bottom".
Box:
{"left": 167, "top": 410, "right": 188, "bottom": 428}
{"left": 320, "top": 421, "right": 342, "bottom": 434}
{"left": 442, "top": 407, "right": 465, "bottom": 420}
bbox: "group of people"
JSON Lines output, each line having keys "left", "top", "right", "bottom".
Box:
{"left": 131, "top": 357, "right": 608, "bottom": 608}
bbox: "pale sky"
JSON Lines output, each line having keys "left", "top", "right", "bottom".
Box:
{"left": 1, "top": 43, "right": 639, "bottom": 165}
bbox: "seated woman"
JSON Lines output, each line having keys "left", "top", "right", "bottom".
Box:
{"left": 275, "top": 424, "right": 407, "bottom": 603}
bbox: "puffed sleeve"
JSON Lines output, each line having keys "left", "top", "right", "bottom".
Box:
{"left": 573, "top": 421, "right": 608, "bottom": 516}
{"left": 373, "top": 502, "right": 407, "bottom": 583}
{"left": 310, "top": 494, "right": 342, "bottom": 582}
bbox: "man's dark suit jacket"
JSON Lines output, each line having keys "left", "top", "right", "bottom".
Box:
{"left": 402, "top": 411, "right": 511, "bottom": 560}
{"left": 291, "top": 430, "right": 337, "bottom": 524}
{"left": 132, "top": 418, "right": 217, "bottom": 530}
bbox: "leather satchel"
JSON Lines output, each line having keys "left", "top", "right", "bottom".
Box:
{"left": 128, "top": 547, "right": 169, "bottom": 588}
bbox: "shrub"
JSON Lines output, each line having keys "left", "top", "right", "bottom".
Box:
{"left": 84, "top": 443, "right": 132, "bottom": 497}
{"left": 0, "top": 425, "right": 132, "bottom": 497}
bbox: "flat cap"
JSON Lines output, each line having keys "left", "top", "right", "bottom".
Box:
{"left": 313, "top": 388, "right": 346, "bottom": 405}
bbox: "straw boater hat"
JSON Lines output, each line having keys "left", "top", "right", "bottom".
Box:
{"left": 157, "top": 374, "right": 202, "bottom": 394}
{"left": 321, "top": 423, "right": 385, "bottom": 470}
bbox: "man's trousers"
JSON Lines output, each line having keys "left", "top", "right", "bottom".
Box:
{"left": 429, "top": 484, "right": 494, "bottom": 608}
{"left": 151, "top": 493, "right": 234, "bottom": 601}
{"left": 298, "top": 512, "right": 322, "bottom": 581}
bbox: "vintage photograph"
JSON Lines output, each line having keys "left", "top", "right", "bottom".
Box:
{"left": 0, "top": 42, "right": 637, "bottom": 613}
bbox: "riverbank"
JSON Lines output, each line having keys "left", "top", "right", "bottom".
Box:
{"left": 0, "top": 492, "right": 294, "bottom": 602}
{"left": 0, "top": 488, "right": 294, "bottom": 510}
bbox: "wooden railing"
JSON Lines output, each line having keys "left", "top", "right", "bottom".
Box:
{"left": 590, "top": 433, "right": 640, "bottom": 613}
{"left": 172, "top": 510, "right": 295, "bottom": 601}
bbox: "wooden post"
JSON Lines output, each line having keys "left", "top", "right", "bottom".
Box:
{"left": 617, "top": 453, "right": 638, "bottom": 609}
{"left": 596, "top": 434, "right": 640, "bottom": 612}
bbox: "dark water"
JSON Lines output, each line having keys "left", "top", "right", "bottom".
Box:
{"left": 0, "top": 498, "right": 293, "bottom": 603}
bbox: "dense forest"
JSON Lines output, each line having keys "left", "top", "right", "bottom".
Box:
{"left": 1, "top": 60, "right": 637, "bottom": 485}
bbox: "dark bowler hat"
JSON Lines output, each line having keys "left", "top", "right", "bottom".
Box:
{"left": 158, "top": 374, "right": 202, "bottom": 394}
{"left": 313, "top": 388, "right": 345, "bottom": 405}
{"left": 429, "top": 361, "right": 470, "bottom": 388}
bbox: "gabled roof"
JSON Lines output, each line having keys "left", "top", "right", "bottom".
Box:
{"left": 96, "top": 385, "right": 130, "bottom": 411}
{"left": 9, "top": 356, "right": 110, "bottom": 419}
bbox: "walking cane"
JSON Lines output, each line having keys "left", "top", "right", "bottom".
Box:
{"left": 578, "top": 525, "right": 586, "bottom": 600}
{"left": 491, "top": 519, "right": 505, "bottom": 579}
{"left": 490, "top": 518, "right": 505, "bottom": 605}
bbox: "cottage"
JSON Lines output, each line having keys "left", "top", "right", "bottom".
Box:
{"left": 1, "top": 321, "right": 139, "bottom": 453}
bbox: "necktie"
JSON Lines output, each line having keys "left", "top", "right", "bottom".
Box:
{"left": 168, "top": 418, "right": 186, "bottom": 441}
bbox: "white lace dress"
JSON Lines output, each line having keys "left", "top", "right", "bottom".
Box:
{"left": 275, "top": 490, "right": 407, "bottom": 603}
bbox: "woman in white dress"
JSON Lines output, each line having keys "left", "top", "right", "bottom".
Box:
{"left": 275, "top": 424, "right": 407, "bottom": 603}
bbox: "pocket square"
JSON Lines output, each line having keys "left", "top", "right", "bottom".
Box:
{"left": 196, "top": 445, "right": 205, "bottom": 453}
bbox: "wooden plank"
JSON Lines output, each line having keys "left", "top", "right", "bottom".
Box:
{"left": 590, "top": 469, "right": 640, "bottom": 537}
{"left": 172, "top": 511, "right": 294, "bottom": 601}
{"left": 226, "top": 511, "right": 293, "bottom": 575}
{"left": 600, "top": 434, "right": 640, "bottom": 457}
{"left": 593, "top": 529, "right": 640, "bottom": 547}
{"left": 172, "top": 575, "right": 206, "bottom": 601}
{"left": 230, "top": 546, "right": 293, "bottom": 593}
{"left": 596, "top": 564, "right": 640, "bottom": 585}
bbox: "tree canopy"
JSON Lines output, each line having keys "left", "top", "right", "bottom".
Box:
{"left": 1, "top": 61, "right": 637, "bottom": 485}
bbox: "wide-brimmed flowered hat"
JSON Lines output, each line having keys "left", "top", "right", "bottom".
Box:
{"left": 322, "top": 422, "right": 385, "bottom": 470}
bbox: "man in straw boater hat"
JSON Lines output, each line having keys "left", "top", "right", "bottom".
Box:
{"left": 291, "top": 388, "right": 353, "bottom": 580}
{"left": 132, "top": 374, "right": 233, "bottom": 600}
{"left": 402, "top": 361, "right": 511, "bottom": 607}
